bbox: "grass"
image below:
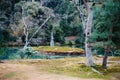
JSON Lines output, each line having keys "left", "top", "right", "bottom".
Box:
{"left": 1, "top": 57, "right": 120, "bottom": 80}
{"left": 17, "top": 57, "right": 120, "bottom": 80}
{"left": 0, "top": 72, "right": 16, "bottom": 80}
{"left": 32, "top": 46, "right": 84, "bottom": 55}
{"left": 108, "top": 57, "right": 120, "bottom": 61}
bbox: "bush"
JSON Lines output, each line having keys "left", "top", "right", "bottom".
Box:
{"left": 18, "top": 47, "right": 37, "bottom": 59}
{"left": 114, "top": 49, "right": 120, "bottom": 56}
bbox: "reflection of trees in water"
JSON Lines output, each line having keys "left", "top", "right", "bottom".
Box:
{"left": 0, "top": 47, "right": 20, "bottom": 60}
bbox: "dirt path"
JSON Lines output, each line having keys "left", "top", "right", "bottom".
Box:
{"left": 0, "top": 63, "right": 103, "bottom": 80}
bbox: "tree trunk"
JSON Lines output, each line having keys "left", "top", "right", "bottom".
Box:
{"left": 50, "top": 31, "right": 55, "bottom": 46}
{"left": 102, "top": 46, "right": 109, "bottom": 68}
{"left": 85, "top": 5, "right": 94, "bottom": 66}
{"left": 74, "top": 0, "right": 94, "bottom": 66}
{"left": 102, "top": 21, "right": 113, "bottom": 68}
{"left": 21, "top": 6, "right": 29, "bottom": 59}
{"left": 24, "top": 28, "right": 29, "bottom": 48}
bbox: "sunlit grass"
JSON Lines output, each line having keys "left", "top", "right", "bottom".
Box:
{"left": 32, "top": 46, "right": 84, "bottom": 54}
{"left": 108, "top": 57, "right": 120, "bottom": 61}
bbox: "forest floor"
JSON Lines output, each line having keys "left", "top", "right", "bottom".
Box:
{"left": 0, "top": 57, "right": 120, "bottom": 80}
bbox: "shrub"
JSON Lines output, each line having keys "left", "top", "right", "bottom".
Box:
{"left": 114, "top": 49, "right": 120, "bottom": 56}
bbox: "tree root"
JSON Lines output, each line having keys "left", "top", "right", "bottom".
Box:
{"left": 91, "top": 67, "right": 103, "bottom": 75}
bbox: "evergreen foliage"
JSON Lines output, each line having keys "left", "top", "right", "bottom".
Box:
{"left": 91, "top": 0, "right": 120, "bottom": 55}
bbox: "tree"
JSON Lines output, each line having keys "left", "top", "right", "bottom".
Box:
{"left": 0, "top": 28, "right": 10, "bottom": 46}
{"left": 91, "top": 0, "right": 120, "bottom": 68}
{"left": 0, "top": 0, "right": 16, "bottom": 45}
{"left": 73, "top": 0, "right": 95, "bottom": 66}
{"left": 50, "top": 29, "right": 54, "bottom": 46}
{"left": 42, "top": 0, "right": 79, "bottom": 45}
{"left": 15, "top": 1, "right": 53, "bottom": 58}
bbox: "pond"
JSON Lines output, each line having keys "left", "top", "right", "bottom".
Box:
{"left": 0, "top": 47, "right": 21, "bottom": 60}
{"left": 0, "top": 47, "right": 81, "bottom": 60}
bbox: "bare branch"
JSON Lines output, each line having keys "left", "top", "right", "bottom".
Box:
{"left": 29, "top": 15, "right": 51, "bottom": 42}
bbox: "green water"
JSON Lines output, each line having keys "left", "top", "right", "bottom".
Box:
{"left": 0, "top": 47, "right": 66, "bottom": 60}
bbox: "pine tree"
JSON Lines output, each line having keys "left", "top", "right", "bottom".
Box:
{"left": 91, "top": 0, "right": 120, "bottom": 68}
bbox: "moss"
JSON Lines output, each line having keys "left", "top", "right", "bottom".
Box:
{"left": 32, "top": 46, "right": 84, "bottom": 55}
{"left": 0, "top": 72, "right": 16, "bottom": 80}
{"left": 92, "top": 64, "right": 120, "bottom": 77}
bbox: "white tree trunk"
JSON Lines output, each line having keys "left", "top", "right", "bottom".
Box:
{"left": 74, "top": 0, "right": 94, "bottom": 66}
{"left": 84, "top": 3, "right": 94, "bottom": 66}
{"left": 22, "top": 6, "right": 29, "bottom": 50}
{"left": 50, "top": 31, "right": 55, "bottom": 46}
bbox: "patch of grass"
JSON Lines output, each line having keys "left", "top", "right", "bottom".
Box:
{"left": 92, "top": 64, "right": 120, "bottom": 79}
{"left": 0, "top": 72, "right": 16, "bottom": 80}
{"left": 108, "top": 73, "right": 120, "bottom": 80}
{"left": 108, "top": 57, "right": 120, "bottom": 61}
{"left": 47, "top": 63, "right": 106, "bottom": 78}
{"left": 32, "top": 46, "right": 84, "bottom": 55}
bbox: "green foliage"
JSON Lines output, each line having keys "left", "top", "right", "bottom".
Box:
{"left": 0, "top": 0, "right": 83, "bottom": 47}
{"left": 24, "top": 47, "right": 36, "bottom": 58}
{"left": 0, "top": 28, "right": 11, "bottom": 45}
{"left": 0, "top": 47, "right": 21, "bottom": 60}
{"left": 17, "top": 47, "right": 37, "bottom": 59}
{"left": 91, "top": 0, "right": 120, "bottom": 51}
{"left": 114, "top": 50, "right": 120, "bottom": 56}
{"left": 55, "top": 0, "right": 75, "bottom": 14}
{"left": 8, "top": 52, "right": 21, "bottom": 59}
{"left": 0, "top": 0, "right": 14, "bottom": 45}
{"left": 45, "top": 0, "right": 62, "bottom": 9}
{"left": 59, "top": 19, "right": 70, "bottom": 36}
{"left": 59, "top": 17, "right": 82, "bottom": 37}
{"left": 13, "top": 1, "right": 54, "bottom": 44}
{"left": 75, "top": 38, "right": 84, "bottom": 48}
{"left": 0, "top": 47, "right": 7, "bottom": 56}
{"left": 0, "top": 0, "right": 119, "bottom": 55}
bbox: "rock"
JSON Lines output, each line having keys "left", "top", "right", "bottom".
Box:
{"left": 0, "top": 60, "right": 4, "bottom": 63}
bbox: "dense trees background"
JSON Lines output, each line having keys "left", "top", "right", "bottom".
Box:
{"left": 0, "top": 0, "right": 83, "bottom": 46}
